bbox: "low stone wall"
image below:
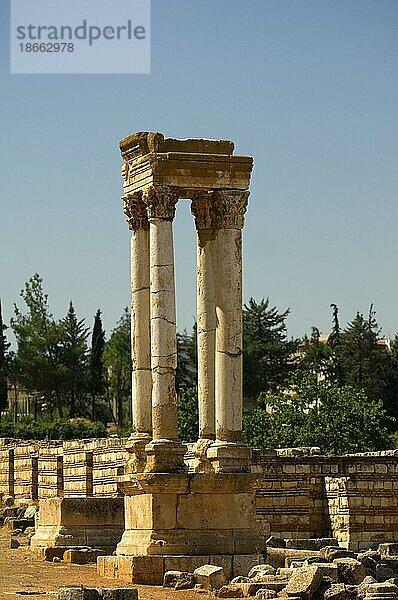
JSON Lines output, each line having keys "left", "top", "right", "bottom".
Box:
{"left": 0, "top": 438, "right": 128, "bottom": 502}
{"left": 1, "top": 438, "right": 398, "bottom": 551}
{"left": 251, "top": 448, "right": 398, "bottom": 551}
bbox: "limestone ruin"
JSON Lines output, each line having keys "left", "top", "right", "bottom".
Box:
{"left": 2, "top": 132, "right": 398, "bottom": 590}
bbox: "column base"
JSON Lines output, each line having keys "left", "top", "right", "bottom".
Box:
{"left": 191, "top": 438, "right": 216, "bottom": 473}
{"left": 30, "top": 497, "right": 124, "bottom": 554}
{"left": 125, "top": 433, "right": 152, "bottom": 474}
{"left": 207, "top": 441, "right": 252, "bottom": 473}
{"left": 98, "top": 552, "right": 264, "bottom": 585}
{"left": 144, "top": 439, "right": 187, "bottom": 473}
{"left": 114, "top": 472, "right": 264, "bottom": 558}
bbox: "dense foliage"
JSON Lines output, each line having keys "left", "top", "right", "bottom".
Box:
{"left": 243, "top": 372, "right": 392, "bottom": 454}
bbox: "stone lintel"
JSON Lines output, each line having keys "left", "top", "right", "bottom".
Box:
{"left": 120, "top": 132, "right": 253, "bottom": 195}
{"left": 119, "top": 131, "right": 234, "bottom": 158}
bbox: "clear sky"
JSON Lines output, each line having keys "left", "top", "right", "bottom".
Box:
{"left": 1, "top": 0, "right": 397, "bottom": 342}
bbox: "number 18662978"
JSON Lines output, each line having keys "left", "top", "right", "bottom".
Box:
{"left": 19, "top": 42, "right": 74, "bottom": 52}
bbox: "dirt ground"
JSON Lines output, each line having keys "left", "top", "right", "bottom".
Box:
{"left": 0, "top": 530, "right": 207, "bottom": 600}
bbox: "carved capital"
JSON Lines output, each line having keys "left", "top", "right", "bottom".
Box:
{"left": 191, "top": 190, "right": 214, "bottom": 230}
{"left": 143, "top": 185, "right": 179, "bottom": 220}
{"left": 213, "top": 190, "right": 249, "bottom": 229}
{"left": 123, "top": 192, "right": 149, "bottom": 231}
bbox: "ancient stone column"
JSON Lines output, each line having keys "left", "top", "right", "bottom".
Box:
{"left": 123, "top": 193, "right": 152, "bottom": 473}
{"left": 143, "top": 185, "right": 186, "bottom": 472}
{"left": 191, "top": 191, "right": 216, "bottom": 442}
{"left": 207, "top": 189, "right": 251, "bottom": 472}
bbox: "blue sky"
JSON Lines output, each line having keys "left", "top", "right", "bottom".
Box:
{"left": 1, "top": 0, "right": 397, "bottom": 342}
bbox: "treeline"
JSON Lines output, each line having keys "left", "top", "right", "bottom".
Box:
{"left": 178, "top": 299, "right": 398, "bottom": 454}
{"left": 1, "top": 274, "right": 398, "bottom": 453}
{"left": 0, "top": 274, "right": 131, "bottom": 431}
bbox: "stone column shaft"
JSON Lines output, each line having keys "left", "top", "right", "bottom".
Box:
{"left": 123, "top": 193, "right": 152, "bottom": 473}
{"left": 191, "top": 193, "right": 217, "bottom": 441}
{"left": 207, "top": 190, "right": 251, "bottom": 472}
{"left": 130, "top": 228, "right": 152, "bottom": 435}
{"left": 197, "top": 229, "right": 217, "bottom": 439}
{"left": 149, "top": 217, "right": 178, "bottom": 441}
{"left": 215, "top": 227, "right": 243, "bottom": 441}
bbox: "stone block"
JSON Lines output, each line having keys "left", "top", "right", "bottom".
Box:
{"left": 57, "top": 587, "right": 100, "bottom": 600}
{"left": 283, "top": 565, "right": 324, "bottom": 599}
{"left": 248, "top": 564, "right": 277, "bottom": 579}
{"left": 303, "top": 563, "right": 338, "bottom": 582}
{"left": 194, "top": 564, "right": 228, "bottom": 590}
{"left": 249, "top": 575, "right": 289, "bottom": 591}
{"left": 98, "top": 590, "right": 138, "bottom": 600}
{"left": 357, "top": 577, "right": 378, "bottom": 598}
{"left": 376, "top": 564, "right": 396, "bottom": 582}
{"left": 366, "top": 582, "right": 398, "bottom": 600}
{"left": 286, "top": 539, "right": 338, "bottom": 551}
{"left": 233, "top": 554, "right": 265, "bottom": 578}
{"left": 255, "top": 591, "right": 277, "bottom": 599}
{"left": 63, "top": 549, "right": 106, "bottom": 564}
{"left": 218, "top": 582, "right": 263, "bottom": 597}
{"left": 379, "top": 545, "right": 398, "bottom": 558}
{"left": 321, "top": 548, "right": 357, "bottom": 561}
{"left": 164, "top": 555, "right": 210, "bottom": 574}
{"left": 97, "top": 555, "right": 164, "bottom": 585}
{"left": 324, "top": 583, "right": 354, "bottom": 600}
{"left": 163, "top": 570, "right": 195, "bottom": 589}
{"left": 333, "top": 558, "right": 366, "bottom": 585}
{"left": 210, "top": 556, "right": 233, "bottom": 581}
{"left": 267, "top": 536, "right": 286, "bottom": 549}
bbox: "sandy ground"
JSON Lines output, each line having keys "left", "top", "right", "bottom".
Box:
{"left": 0, "top": 530, "right": 208, "bottom": 600}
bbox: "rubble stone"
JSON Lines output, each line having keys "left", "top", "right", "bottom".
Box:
{"left": 357, "top": 576, "right": 378, "bottom": 598}
{"left": 163, "top": 570, "right": 195, "bottom": 589}
{"left": 194, "top": 564, "right": 227, "bottom": 590}
{"left": 57, "top": 587, "right": 100, "bottom": 600}
{"left": 283, "top": 564, "right": 324, "bottom": 599}
{"left": 267, "top": 537, "right": 287, "bottom": 548}
{"left": 321, "top": 548, "right": 357, "bottom": 561}
{"left": 324, "top": 583, "right": 354, "bottom": 600}
{"left": 376, "top": 565, "right": 396, "bottom": 583}
{"left": 333, "top": 558, "right": 366, "bottom": 585}
{"left": 249, "top": 565, "right": 277, "bottom": 579}
{"left": 98, "top": 589, "right": 138, "bottom": 600}
{"left": 218, "top": 583, "right": 264, "bottom": 597}
{"left": 255, "top": 590, "right": 277, "bottom": 599}
{"left": 286, "top": 539, "right": 338, "bottom": 551}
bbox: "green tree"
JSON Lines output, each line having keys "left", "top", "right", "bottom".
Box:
{"left": 59, "top": 301, "right": 89, "bottom": 418}
{"left": 11, "top": 274, "right": 65, "bottom": 418}
{"left": 0, "top": 300, "right": 10, "bottom": 417}
{"left": 337, "top": 306, "right": 391, "bottom": 405}
{"left": 104, "top": 308, "right": 131, "bottom": 427}
{"left": 177, "top": 387, "right": 199, "bottom": 442}
{"left": 243, "top": 372, "right": 392, "bottom": 454}
{"left": 89, "top": 309, "right": 106, "bottom": 421}
{"left": 176, "top": 323, "right": 197, "bottom": 392}
{"left": 243, "top": 298, "right": 297, "bottom": 401}
{"left": 300, "top": 327, "right": 333, "bottom": 381}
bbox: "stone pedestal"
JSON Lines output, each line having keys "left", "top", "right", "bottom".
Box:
{"left": 30, "top": 497, "right": 124, "bottom": 556}
{"left": 103, "top": 471, "right": 264, "bottom": 584}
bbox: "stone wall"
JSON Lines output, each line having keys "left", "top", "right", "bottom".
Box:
{"left": 251, "top": 448, "right": 398, "bottom": 551}
{"left": 0, "top": 438, "right": 128, "bottom": 502}
{"left": 1, "top": 438, "right": 398, "bottom": 551}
